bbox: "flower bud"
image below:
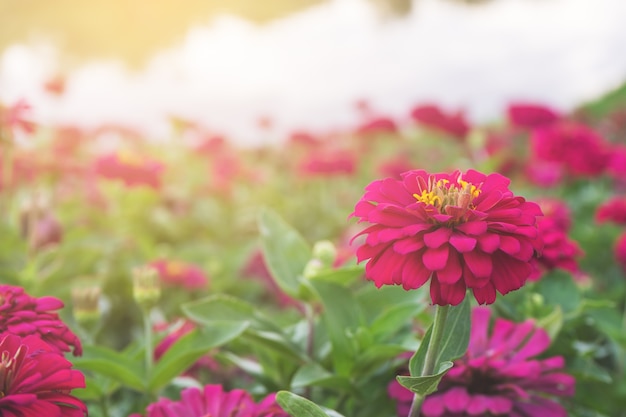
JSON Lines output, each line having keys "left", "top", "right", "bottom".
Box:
{"left": 311, "top": 240, "right": 337, "bottom": 268}
{"left": 71, "top": 285, "right": 101, "bottom": 330}
{"left": 132, "top": 266, "right": 161, "bottom": 310}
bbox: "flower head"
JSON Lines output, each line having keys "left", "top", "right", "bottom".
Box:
{"left": 0, "top": 285, "right": 82, "bottom": 356}
{"left": 410, "top": 104, "right": 470, "bottom": 140}
{"left": 595, "top": 196, "right": 626, "bottom": 225}
{"left": 130, "top": 384, "right": 288, "bottom": 417}
{"left": 388, "top": 307, "right": 574, "bottom": 417}
{"left": 150, "top": 259, "right": 209, "bottom": 290}
{"left": 0, "top": 333, "right": 87, "bottom": 416}
{"left": 351, "top": 169, "right": 543, "bottom": 305}
{"left": 507, "top": 103, "right": 561, "bottom": 129}
{"left": 94, "top": 152, "right": 164, "bottom": 188}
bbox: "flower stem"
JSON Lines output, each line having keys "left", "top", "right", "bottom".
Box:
{"left": 143, "top": 308, "right": 153, "bottom": 379}
{"left": 408, "top": 304, "right": 450, "bottom": 417}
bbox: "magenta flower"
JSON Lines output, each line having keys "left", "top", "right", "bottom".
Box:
{"left": 355, "top": 116, "right": 399, "bottom": 136}
{"left": 530, "top": 122, "right": 609, "bottom": 178}
{"left": 352, "top": 169, "right": 543, "bottom": 305}
{"left": 507, "top": 102, "right": 561, "bottom": 129}
{"left": 388, "top": 307, "right": 575, "bottom": 417}
{"left": 410, "top": 104, "right": 470, "bottom": 140}
{"left": 595, "top": 196, "right": 626, "bottom": 225}
{"left": 0, "top": 285, "right": 82, "bottom": 356}
{"left": 0, "top": 333, "right": 87, "bottom": 416}
{"left": 297, "top": 149, "right": 356, "bottom": 177}
{"left": 150, "top": 259, "right": 209, "bottom": 290}
{"left": 94, "top": 152, "right": 164, "bottom": 188}
{"left": 130, "top": 384, "right": 288, "bottom": 417}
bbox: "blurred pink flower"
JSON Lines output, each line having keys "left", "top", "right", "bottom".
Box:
{"left": 530, "top": 122, "right": 609, "bottom": 178}
{"left": 535, "top": 198, "right": 572, "bottom": 232}
{"left": 0, "top": 285, "right": 82, "bottom": 356}
{"left": 150, "top": 259, "right": 209, "bottom": 290}
{"left": 94, "top": 152, "right": 164, "bottom": 188}
{"left": 0, "top": 99, "right": 36, "bottom": 135}
{"left": 377, "top": 154, "right": 414, "bottom": 179}
{"left": 507, "top": 103, "right": 561, "bottom": 129}
{"left": 130, "top": 384, "right": 288, "bottom": 417}
{"left": 0, "top": 333, "right": 87, "bottom": 416}
{"left": 529, "top": 217, "right": 584, "bottom": 281}
{"left": 410, "top": 104, "right": 470, "bottom": 140}
{"left": 352, "top": 169, "right": 543, "bottom": 305}
{"left": 388, "top": 307, "right": 574, "bottom": 417}
{"left": 297, "top": 149, "right": 355, "bottom": 177}
{"left": 355, "top": 116, "right": 399, "bottom": 136}
{"left": 595, "top": 196, "right": 626, "bottom": 225}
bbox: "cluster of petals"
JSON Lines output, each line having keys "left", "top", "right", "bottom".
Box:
{"left": 506, "top": 102, "right": 561, "bottom": 129}
{"left": 150, "top": 259, "right": 209, "bottom": 290}
{"left": 410, "top": 104, "right": 470, "bottom": 140}
{"left": 595, "top": 196, "right": 626, "bottom": 225}
{"left": 529, "top": 198, "right": 583, "bottom": 280}
{"left": 388, "top": 307, "right": 575, "bottom": 417}
{"left": 0, "top": 285, "right": 82, "bottom": 356}
{"left": 530, "top": 122, "right": 609, "bottom": 178}
{"left": 352, "top": 169, "right": 543, "bottom": 305}
{"left": 129, "top": 384, "right": 288, "bottom": 417}
{"left": 94, "top": 152, "right": 164, "bottom": 188}
{"left": 0, "top": 333, "right": 87, "bottom": 416}
{"left": 355, "top": 116, "right": 399, "bottom": 136}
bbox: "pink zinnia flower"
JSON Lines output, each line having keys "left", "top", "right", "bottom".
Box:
{"left": 130, "top": 384, "right": 288, "bottom": 417}
{"left": 595, "top": 196, "right": 626, "bottom": 225}
{"left": 410, "top": 104, "right": 470, "bottom": 140}
{"left": 355, "top": 116, "right": 399, "bottom": 136}
{"left": 507, "top": 102, "right": 561, "bottom": 129}
{"left": 529, "top": 218, "right": 583, "bottom": 281}
{"left": 0, "top": 285, "right": 82, "bottom": 356}
{"left": 94, "top": 152, "right": 164, "bottom": 188}
{"left": 535, "top": 198, "right": 572, "bottom": 232}
{"left": 0, "top": 333, "right": 87, "bottom": 416}
{"left": 388, "top": 307, "right": 575, "bottom": 417}
{"left": 351, "top": 169, "right": 543, "bottom": 305}
{"left": 614, "top": 231, "right": 626, "bottom": 274}
{"left": 297, "top": 149, "right": 355, "bottom": 177}
{"left": 150, "top": 259, "right": 209, "bottom": 290}
{"left": 530, "top": 122, "right": 609, "bottom": 178}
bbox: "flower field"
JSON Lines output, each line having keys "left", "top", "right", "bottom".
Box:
{"left": 0, "top": 89, "right": 625, "bottom": 417}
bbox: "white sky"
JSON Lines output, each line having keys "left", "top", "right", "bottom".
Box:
{"left": 2, "top": 0, "right": 626, "bottom": 146}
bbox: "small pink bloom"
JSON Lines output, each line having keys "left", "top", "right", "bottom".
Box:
{"left": 529, "top": 218, "right": 584, "bottom": 281}
{"left": 297, "top": 149, "right": 356, "bottom": 177}
{"left": 535, "top": 198, "right": 572, "bottom": 232}
{"left": 0, "top": 285, "right": 82, "bottom": 356}
{"left": 351, "top": 169, "right": 543, "bottom": 305}
{"left": 530, "top": 122, "right": 609, "bottom": 178}
{"left": 410, "top": 104, "right": 470, "bottom": 140}
{"left": 94, "top": 152, "right": 164, "bottom": 189}
{"left": 388, "top": 307, "right": 574, "bottom": 417}
{"left": 355, "top": 116, "right": 399, "bottom": 136}
{"left": 0, "top": 333, "right": 87, "bottom": 416}
{"left": 0, "top": 99, "right": 36, "bottom": 135}
{"left": 150, "top": 260, "right": 209, "bottom": 290}
{"left": 131, "top": 384, "right": 288, "bottom": 417}
{"left": 377, "top": 155, "right": 415, "bottom": 179}
{"left": 507, "top": 102, "right": 561, "bottom": 129}
{"left": 595, "top": 196, "right": 626, "bottom": 225}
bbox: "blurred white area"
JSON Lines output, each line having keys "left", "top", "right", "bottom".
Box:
{"left": 2, "top": 0, "right": 626, "bottom": 146}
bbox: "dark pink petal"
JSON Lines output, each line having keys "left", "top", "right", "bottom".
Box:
{"left": 477, "top": 233, "right": 500, "bottom": 253}
{"left": 463, "top": 251, "right": 493, "bottom": 278}
{"left": 443, "top": 387, "right": 470, "bottom": 412}
{"left": 401, "top": 259, "right": 432, "bottom": 290}
{"left": 455, "top": 221, "right": 488, "bottom": 235}
{"left": 423, "top": 227, "right": 453, "bottom": 248}
{"left": 437, "top": 251, "right": 462, "bottom": 284}
{"left": 431, "top": 275, "right": 466, "bottom": 306}
{"left": 393, "top": 237, "right": 425, "bottom": 254}
{"left": 472, "top": 282, "right": 497, "bottom": 305}
{"left": 499, "top": 235, "right": 521, "bottom": 255}
{"left": 449, "top": 234, "right": 477, "bottom": 252}
{"left": 423, "top": 245, "right": 450, "bottom": 271}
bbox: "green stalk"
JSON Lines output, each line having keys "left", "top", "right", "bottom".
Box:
{"left": 143, "top": 309, "right": 154, "bottom": 379}
{"left": 408, "top": 305, "right": 450, "bottom": 417}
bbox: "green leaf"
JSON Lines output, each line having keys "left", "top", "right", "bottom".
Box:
{"left": 403, "top": 298, "right": 470, "bottom": 396}
{"left": 535, "top": 305, "right": 563, "bottom": 341}
{"left": 258, "top": 207, "right": 311, "bottom": 297}
{"left": 308, "top": 280, "right": 364, "bottom": 376}
{"left": 148, "top": 321, "right": 248, "bottom": 391}
{"left": 276, "top": 391, "right": 341, "bottom": 417}
{"left": 397, "top": 361, "right": 454, "bottom": 396}
{"left": 535, "top": 270, "right": 581, "bottom": 314}
{"left": 309, "top": 265, "right": 364, "bottom": 287}
{"left": 369, "top": 301, "right": 426, "bottom": 341}
{"left": 291, "top": 363, "right": 354, "bottom": 391}
{"left": 182, "top": 295, "right": 308, "bottom": 362}
{"left": 73, "top": 345, "right": 145, "bottom": 392}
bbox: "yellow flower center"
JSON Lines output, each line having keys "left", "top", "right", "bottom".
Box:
{"left": 413, "top": 176, "right": 481, "bottom": 213}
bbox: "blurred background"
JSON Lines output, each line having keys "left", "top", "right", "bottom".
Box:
{"left": 2, "top": 0, "right": 626, "bottom": 146}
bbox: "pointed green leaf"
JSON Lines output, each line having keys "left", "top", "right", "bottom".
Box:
{"left": 148, "top": 321, "right": 248, "bottom": 391}
{"left": 291, "top": 363, "right": 354, "bottom": 391}
{"left": 397, "top": 361, "right": 454, "bottom": 396}
{"left": 276, "top": 391, "right": 341, "bottom": 417}
{"left": 73, "top": 345, "right": 145, "bottom": 392}
{"left": 258, "top": 208, "right": 311, "bottom": 297}
{"left": 409, "top": 298, "right": 470, "bottom": 378}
